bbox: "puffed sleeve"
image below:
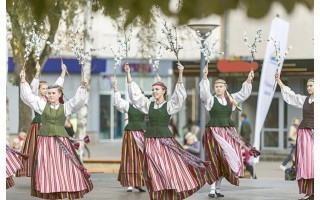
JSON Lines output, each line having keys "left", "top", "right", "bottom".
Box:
{"left": 128, "top": 81, "right": 151, "bottom": 114}
{"left": 231, "top": 81, "right": 252, "bottom": 104}
{"left": 167, "top": 83, "right": 187, "bottom": 115}
{"left": 20, "top": 82, "right": 46, "bottom": 114}
{"left": 281, "top": 86, "right": 307, "bottom": 109}
{"left": 55, "top": 76, "right": 64, "bottom": 87}
{"left": 199, "top": 78, "right": 214, "bottom": 111}
{"left": 30, "top": 78, "right": 39, "bottom": 95}
{"left": 64, "top": 87, "right": 87, "bottom": 117}
{"left": 113, "top": 91, "right": 129, "bottom": 113}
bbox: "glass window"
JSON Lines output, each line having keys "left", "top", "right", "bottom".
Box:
{"left": 264, "top": 99, "right": 279, "bottom": 128}
{"left": 264, "top": 131, "right": 279, "bottom": 147}
{"left": 99, "top": 95, "right": 111, "bottom": 139}
{"left": 114, "top": 94, "right": 126, "bottom": 139}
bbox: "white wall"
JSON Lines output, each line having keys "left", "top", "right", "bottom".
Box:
{"left": 227, "top": 3, "right": 314, "bottom": 60}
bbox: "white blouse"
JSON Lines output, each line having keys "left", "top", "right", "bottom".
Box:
{"left": 199, "top": 79, "right": 252, "bottom": 111}
{"left": 20, "top": 81, "right": 87, "bottom": 117}
{"left": 113, "top": 91, "right": 130, "bottom": 113}
{"left": 281, "top": 86, "right": 313, "bottom": 109}
{"left": 128, "top": 81, "right": 187, "bottom": 115}
{"left": 30, "top": 77, "right": 65, "bottom": 96}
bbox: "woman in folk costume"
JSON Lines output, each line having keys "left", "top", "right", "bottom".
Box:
{"left": 125, "top": 63, "right": 213, "bottom": 200}
{"left": 6, "top": 145, "right": 28, "bottom": 189}
{"left": 112, "top": 76, "right": 146, "bottom": 192}
{"left": 275, "top": 72, "right": 314, "bottom": 200}
{"left": 200, "top": 65, "right": 260, "bottom": 198}
{"left": 16, "top": 62, "right": 66, "bottom": 177}
{"left": 20, "top": 69, "right": 93, "bottom": 199}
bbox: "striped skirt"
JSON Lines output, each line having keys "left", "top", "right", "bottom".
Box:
{"left": 202, "top": 127, "right": 244, "bottom": 186}
{"left": 144, "top": 137, "right": 213, "bottom": 200}
{"left": 16, "top": 123, "right": 40, "bottom": 177}
{"left": 118, "top": 130, "right": 145, "bottom": 187}
{"left": 6, "top": 145, "right": 23, "bottom": 189}
{"left": 295, "top": 128, "right": 314, "bottom": 195}
{"left": 31, "top": 136, "right": 93, "bottom": 199}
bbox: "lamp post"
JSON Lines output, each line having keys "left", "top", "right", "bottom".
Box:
{"left": 188, "top": 24, "right": 219, "bottom": 160}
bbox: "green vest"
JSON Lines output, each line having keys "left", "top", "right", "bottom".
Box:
{"left": 205, "top": 96, "right": 236, "bottom": 128}
{"left": 31, "top": 111, "right": 42, "bottom": 124}
{"left": 145, "top": 102, "right": 173, "bottom": 138}
{"left": 124, "top": 104, "right": 147, "bottom": 131}
{"left": 37, "top": 103, "right": 69, "bottom": 137}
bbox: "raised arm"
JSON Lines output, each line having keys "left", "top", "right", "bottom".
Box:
{"left": 113, "top": 77, "right": 129, "bottom": 113}
{"left": 55, "top": 63, "right": 67, "bottom": 86}
{"left": 199, "top": 65, "right": 214, "bottom": 111}
{"left": 231, "top": 70, "right": 253, "bottom": 104}
{"left": 167, "top": 63, "right": 187, "bottom": 115}
{"left": 30, "top": 62, "right": 41, "bottom": 95}
{"left": 125, "top": 63, "right": 150, "bottom": 114}
{"left": 20, "top": 70, "right": 46, "bottom": 114}
{"left": 64, "top": 76, "right": 88, "bottom": 117}
{"left": 275, "top": 71, "right": 306, "bottom": 108}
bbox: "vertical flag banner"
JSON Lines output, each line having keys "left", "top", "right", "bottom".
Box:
{"left": 252, "top": 17, "right": 289, "bottom": 163}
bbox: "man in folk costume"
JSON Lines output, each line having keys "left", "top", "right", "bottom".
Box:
{"left": 20, "top": 69, "right": 93, "bottom": 199}
{"left": 17, "top": 62, "right": 66, "bottom": 177}
{"left": 6, "top": 145, "right": 28, "bottom": 189}
{"left": 275, "top": 72, "right": 314, "bottom": 200}
{"left": 200, "top": 65, "right": 260, "bottom": 198}
{"left": 125, "top": 63, "right": 214, "bottom": 200}
{"left": 112, "top": 76, "right": 146, "bottom": 192}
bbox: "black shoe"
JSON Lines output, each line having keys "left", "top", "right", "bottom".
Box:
{"left": 208, "top": 193, "right": 215, "bottom": 198}
{"left": 215, "top": 192, "right": 224, "bottom": 197}
{"left": 135, "top": 187, "right": 146, "bottom": 192}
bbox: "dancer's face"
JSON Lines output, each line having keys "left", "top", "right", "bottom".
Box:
{"left": 38, "top": 84, "right": 48, "bottom": 97}
{"left": 152, "top": 85, "right": 166, "bottom": 101}
{"left": 214, "top": 83, "right": 226, "bottom": 96}
{"left": 307, "top": 81, "right": 314, "bottom": 95}
{"left": 48, "top": 88, "right": 61, "bottom": 104}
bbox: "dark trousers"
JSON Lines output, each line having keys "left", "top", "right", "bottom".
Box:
{"left": 282, "top": 145, "right": 296, "bottom": 166}
{"left": 244, "top": 162, "right": 255, "bottom": 178}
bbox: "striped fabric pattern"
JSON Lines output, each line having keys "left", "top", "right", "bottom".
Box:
{"left": 6, "top": 176, "right": 15, "bottom": 189}
{"left": 31, "top": 136, "right": 93, "bottom": 199}
{"left": 6, "top": 147, "right": 23, "bottom": 178}
{"left": 295, "top": 128, "right": 314, "bottom": 195}
{"left": 144, "top": 137, "right": 209, "bottom": 200}
{"left": 16, "top": 123, "right": 40, "bottom": 177}
{"left": 202, "top": 127, "right": 244, "bottom": 186}
{"left": 118, "top": 130, "right": 145, "bottom": 187}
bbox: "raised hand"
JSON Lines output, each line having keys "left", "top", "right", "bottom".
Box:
{"left": 247, "top": 70, "right": 254, "bottom": 82}
{"left": 203, "top": 65, "right": 208, "bottom": 79}
{"left": 177, "top": 62, "right": 184, "bottom": 71}
{"left": 113, "top": 76, "right": 118, "bottom": 91}
{"left": 81, "top": 76, "right": 88, "bottom": 88}
{"left": 20, "top": 69, "right": 26, "bottom": 82}
{"left": 124, "top": 63, "right": 130, "bottom": 74}
{"left": 156, "top": 73, "right": 162, "bottom": 82}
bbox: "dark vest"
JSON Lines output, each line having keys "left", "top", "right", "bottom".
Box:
{"left": 298, "top": 97, "right": 314, "bottom": 129}
{"left": 124, "top": 104, "right": 147, "bottom": 131}
{"left": 31, "top": 111, "right": 41, "bottom": 124}
{"left": 206, "top": 96, "right": 236, "bottom": 128}
{"left": 37, "top": 103, "right": 69, "bottom": 137}
{"left": 145, "top": 102, "right": 173, "bottom": 138}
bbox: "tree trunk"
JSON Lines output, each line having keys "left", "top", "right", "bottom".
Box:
{"left": 7, "top": 97, "right": 10, "bottom": 145}
{"left": 77, "top": 1, "right": 93, "bottom": 162}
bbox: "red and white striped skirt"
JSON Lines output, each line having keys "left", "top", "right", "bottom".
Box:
{"left": 203, "top": 127, "right": 244, "bottom": 186}
{"left": 144, "top": 137, "right": 212, "bottom": 200}
{"left": 31, "top": 136, "right": 93, "bottom": 199}
{"left": 118, "top": 130, "right": 145, "bottom": 187}
{"left": 6, "top": 146, "right": 23, "bottom": 189}
{"left": 295, "top": 128, "right": 314, "bottom": 195}
{"left": 16, "top": 123, "right": 40, "bottom": 177}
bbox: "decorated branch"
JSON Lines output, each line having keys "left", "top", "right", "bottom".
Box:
{"left": 68, "top": 31, "right": 92, "bottom": 76}
{"left": 193, "top": 30, "right": 224, "bottom": 66}
{"left": 147, "top": 45, "right": 164, "bottom": 75}
{"left": 110, "top": 24, "right": 133, "bottom": 77}
{"left": 157, "top": 20, "right": 182, "bottom": 63}
{"left": 23, "top": 21, "right": 48, "bottom": 70}
{"left": 242, "top": 27, "right": 263, "bottom": 64}
{"left": 268, "top": 37, "right": 292, "bottom": 89}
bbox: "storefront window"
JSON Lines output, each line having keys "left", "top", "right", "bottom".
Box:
{"left": 100, "top": 95, "right": 111, "bottom": 139}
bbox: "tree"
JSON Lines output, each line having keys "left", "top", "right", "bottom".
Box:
{"left": 7, "top": 0, "right": 86, "bottom": 133}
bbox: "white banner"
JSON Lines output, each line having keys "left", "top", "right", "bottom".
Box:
{"left": 252, "top": 17, "right": 289, "bottom": 163}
